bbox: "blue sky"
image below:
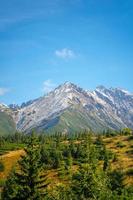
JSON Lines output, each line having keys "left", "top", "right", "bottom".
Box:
{"left": 0, "top": 0, "right": 133, "bottom": 105}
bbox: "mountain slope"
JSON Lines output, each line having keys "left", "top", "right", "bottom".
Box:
{"left": 12, "top": 82, "right": 133, "bottom": 133}
{"left": 0, "top": 104, "right": 16, "bottom": 136}
{"left": 37, "top": 105, "right": 126, "bottom": 134}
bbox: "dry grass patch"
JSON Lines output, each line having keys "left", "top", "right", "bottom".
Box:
{"left": 0, "top": 149, "right": 24, "bottom": 180}
{"left": 103, "top": 135, "right": 133, "bottom": 185}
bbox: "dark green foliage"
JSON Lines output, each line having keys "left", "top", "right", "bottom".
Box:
{"left": 40, "top": 146, "right": 51, "bottom": 167}
{"left": 41, "top": 145, "right": 62, "bottom": 169}
{"left": 103, "top": 129, "right": 118, "bottom": 137}
{"left": 1, "top": 131, "right": 133, "bottom": 199}
{"left": 2, "top": 170, "right": 18, "bottom": 200}
{"left": 121, "top": 128, "right": 132, "bottom": 135}
{"left": 103, "top": 147, "right": 109, "bottom": 171}
{"left": 72, "top": 167, "right": 96, "bottom": 199}
{"left": 112, "top": 153, "right": 118, "bottom": 162}
{"left": 0, "top": 132, "right": 27, "bottom": 155}
{"left": 71, "top": 164, "right": 109, "bottom": 200}
{"left": 95, "top": 135, "right": 106, "bottom": 160}
{"left": 2, "top": 132, "right": 48, "bottom": 200}
{"left": 108, "top": 170, "right": 125, "bottom": 195}
{"left": 45, "top": 185, "right": 74, "bottom": 200}
{"left": 127, "top": 135, "right": 133, "bottom": 141}
{"left": 0, "top": 160, "right": 4, "bottom": 172}
{"left": 126, "top": 168, "right": 133, "bottom": 176}
{"left": 65, "top": 152, "right": 73, "bottom": 170}
{"left": 116, "top": 141, "right": 126, "bottom": 148}
{"left": 126, "top": 149, "right": 133, "bottom": 155}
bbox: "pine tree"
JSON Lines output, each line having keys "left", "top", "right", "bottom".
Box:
{"left": 72, "top": 164, "right": 110, "bottom": 200}
{"left": 103, "top": 146, "right": 109, "bottom": 171}
{"left": 0, "top": 160, "right": 4, "bottom": 172}
{"left": 72, "top": 164, "right": 98, "bottom": 199}
{"left": 2, "top": 132, "right": 48, "bottom": 200}
{"left": 2, "top": 170, "right": 19, "bottom": 200}
{"left": 108, "top": 170, "right": 125, "bottom": 195}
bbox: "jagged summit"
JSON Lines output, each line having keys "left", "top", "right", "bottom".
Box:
{"left": 11, "top": 82, "right": 133, "bottom": 133}
{"left": 62, "top": 81, "right": 75, "bottom": 87}
{"left": 1, "top": 82, "right": 133, "bottom": 134}
{"left": 0, "top": 103, "right": 8, "bottom": 108}
{"left": 54, "top": 81, "right": 81, "bottom": 92}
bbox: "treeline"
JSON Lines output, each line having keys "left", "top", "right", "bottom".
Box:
{"left": 0, "top": 127, "right": 132, "bottom": 144}
{"left": 102, "top": 127, "right": 133, "bottom": 137}
{"left": 1, "top": 130, "right": 133, "bottom": 200}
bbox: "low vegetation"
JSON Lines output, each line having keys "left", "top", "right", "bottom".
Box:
{"left": 0, "top": 129, "right": 133, "bottom": 199}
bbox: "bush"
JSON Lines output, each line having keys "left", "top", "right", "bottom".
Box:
{"left": 116, "top": 142, "right": 126, "bottom": 148}
{"left": 126, "top": 149, "right": 133, "bottom": 155}
{"left": 0, "top": 179, "right": 5, "bottom": 187}
{"left": 112, "top": 153, "right": 118, "bottom": 162}
{"left": 108, "top": 170, "right": 125, "bottom": 195}
{"left": 121, "top": 128, "right": 132, "bottom": 136}
{"left": 126, "top": 169, "right": 133, "bottom": 176}
{"left": 107, "top": 150, "right": 114, "bottom": 160}
{"left": 127, "top": 135, "right": 133, "bottom": 141}
{"left": 0, "top": 160, "right": 5, "bottom": 172}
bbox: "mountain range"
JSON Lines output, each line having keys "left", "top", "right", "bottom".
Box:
{"left": 0, "top": 82, "right": 133, "bottom": 135}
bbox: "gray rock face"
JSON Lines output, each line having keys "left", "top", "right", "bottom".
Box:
{"left": 10, "top": 82, "right": 133, "bottom": 133}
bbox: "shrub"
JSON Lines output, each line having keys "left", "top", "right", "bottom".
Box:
{"left": 112, "top": 153, "right": 118, "bottom": 162}
{"left": 0, "top": 160, "right": 5, "bottom": 172}
{"left": 127, "top": 135, "right": 133, "bottom": 141}
{"left": 126, "top": 149, "right": 133, "bottom": 155}
{"left": 126, "top": 169, "right": 133, "bottom": 176}
{"left": 116, "top": 142, "right": 126, "bottom": 148}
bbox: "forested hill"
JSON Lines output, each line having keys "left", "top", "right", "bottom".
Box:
{"left": 0, "top": 130, "right": 133, "bottom": 199}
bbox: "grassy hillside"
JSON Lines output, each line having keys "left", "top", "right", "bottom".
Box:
{"left": 103, "top": 135, "right": 133, "bottom": 185}
{"left": 0, "top": 111, "right": 16, "bottom": 136}
{"left": 0, "top": 134, "right": 133, "bottom": 190}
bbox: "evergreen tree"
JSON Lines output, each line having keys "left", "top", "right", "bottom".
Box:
{"left": 65, "top": 152, "right": 73, "bottom": 170}
{"left": 2, "top": 132, "right": 48, "bottom": 200}
{"left": 84, "top": 134, "right": 98, "bottom": 170}
{"left": 108, "top": 170, "right": 125, "bottom": 195}
{"left": 0, "top": 160, "right": 4, "bottom": 172}
{"left": 2, "top": 170, "right": 18, "bottom": 200}
{"left": 71, "top": 164, "right": 109, "bottom": 200}
{"left": 103, "top": 146, "right": 109, "bottom": 171}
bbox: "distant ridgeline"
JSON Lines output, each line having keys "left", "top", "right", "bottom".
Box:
{"left": 0, "top": 82, "right": 133, "bottom": 135}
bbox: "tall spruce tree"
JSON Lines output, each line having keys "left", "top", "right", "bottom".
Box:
{"left": 2, "top": 170, "right": 19, "bottom": 200}
{"left": 2, "top": 132, "right": 48, "bottom": 200}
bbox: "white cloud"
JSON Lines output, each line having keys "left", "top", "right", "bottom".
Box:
{"left": 55, "top": 48, "right": 75, "bottom": 59}
{"left": 0, "top": 88, "right": 9, "bottom": 96}
{"left": 42, "top": 80, "right": 56, "bottom": 94}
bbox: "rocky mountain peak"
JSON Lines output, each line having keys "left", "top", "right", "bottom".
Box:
{"left": 0, "top": 103, "right": 9, "bottom": 112}
{"left": 55, "top": 81, "right": 80, "bottom": 92}
{"left": 3, "top": 82, "right": 133, "bottom": 133}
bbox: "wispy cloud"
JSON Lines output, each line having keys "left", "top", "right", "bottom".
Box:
{"left": 42, "top": 80, "right": 56, "bottom": 94}
{"left": 55, "top": 48, "right": 75, "bottom": 59}
{"left": 0, "top": 88, "right": 9, "bottom": 96}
